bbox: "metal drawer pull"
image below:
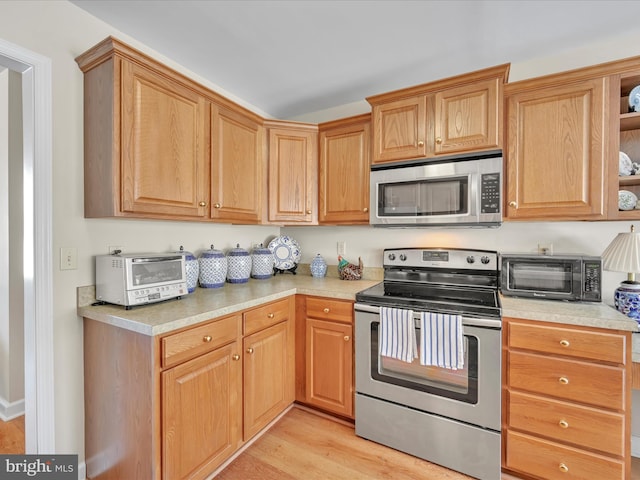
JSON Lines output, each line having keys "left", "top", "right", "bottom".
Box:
{"left": 344, "top": 336, "right": 350, "bottom": 341}
{"left": 558, "top": 377, "right": 569, "bottom": 385}
{"left": 560, "top": 339, "right": 570, "bottom": 347}
{"left": 558, "top": 420, "right": 569, "bottom": 429}
{"left": 232, "top": 354, "right": 240, "bottom": 361}
{"left": 323, "top": 308, "right": 330, "bottom": 313}
{"left": 247, "top": 347, "right": 254, "bottom": 354}
{"left": 559, "top": 463, "right": 569, "bottom": 473}
{"left": 198, "top": 201, "right": 207, "bottom": 207}
{"left": 203, "top": 335, "right": 212, "bottom": 343}
{"left": 267, "top": 313, "right": 275, "bottom": 318}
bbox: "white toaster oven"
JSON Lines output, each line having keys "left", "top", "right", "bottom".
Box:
{"left": 96, "top": 253, "right": 188, "bottom": 308}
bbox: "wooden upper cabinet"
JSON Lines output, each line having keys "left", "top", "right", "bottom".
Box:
{"left": 210, "top": 104, "right": 264, "bottom": 224}
{"left": 367, "top": 64, "right": 509, "bottom": 164}
{"left": 318, "top": 114, "right": 371, "bottom": 224}
{"left": 266, "top": 121, "right": 318, "bottom": 224}
{"left": 505, "top": 77, "right": 608, "bottom": 220}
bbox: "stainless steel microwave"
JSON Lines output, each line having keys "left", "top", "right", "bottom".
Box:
{"left": 369, "top": 150, "right": 503, "bottom": 227}
{"left": 96, "top": 253, "right": 188, "bottom": 308}
{"left": 500, "top": 253, "right": 602, "bottom": 302}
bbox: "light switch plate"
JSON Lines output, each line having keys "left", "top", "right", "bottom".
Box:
{"left": 60, "top": 247, "right": 77, "bottom": 270}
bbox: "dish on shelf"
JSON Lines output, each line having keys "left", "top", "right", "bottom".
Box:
{"left": 629, "top": 85, "right": 640, "bottom": 112}
{"left": 620, "top": 151, "right": 633, "bottom": 176}
{"left": 619, "top": 190, "right": 638, "bottom": 211}
{"left": 267, "top": 235, "right": 301, "bottom": 270}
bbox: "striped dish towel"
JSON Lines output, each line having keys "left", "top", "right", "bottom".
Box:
{"left": 379, "top": 307, "right": 417, "bottom": 363}
{"left": 419, "top": 312, "right": 464, "bottom": 370}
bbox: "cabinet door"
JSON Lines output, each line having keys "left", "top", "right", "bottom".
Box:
{"left": 121, "top": 61, "right": 208, "bottom": 218}
{"left": 268, "top": 127, "right": 318, "bottom": 223}
{"left": 243, "top": 321, "right": 294, "bottom": 439}
{"left": 162, "top": 342, "right": 241, "bottom": 480}
{"left": 210, "top": 104, "right": 264, "bottom": 223}
{"left": 319, "top": 116, "right": 371, "bottom": 224}
{"left": 505, "top": 78, "right": 607, "bottom": 220}
{"left": 434, "top": 77, "right": 500, "bottom": 155}
{"left": 305, "top": 318, "right": 353, "bottom": 418}
{"left": 371, "top": 95, "right": 427, "bottom": 163}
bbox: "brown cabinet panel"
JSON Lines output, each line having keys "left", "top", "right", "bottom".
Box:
{"left": 305, "top": 297, "right": 353, "bottom": 324}
{"left": 318, "top": 115, "right": 371, "bottom": 224}
{"left": 162, "top": 342, "right": 241, "bottom": 480}
{"left": 243, "top": 297, "right": 291, "bottom": 336}
{"left": 505, "top": 77, "right": 607, "bottom": 220}
{"left": 371, "top": 96, "right": 427, "bottom": 163}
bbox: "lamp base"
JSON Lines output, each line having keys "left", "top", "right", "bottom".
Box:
{"left": 613, "top": 281, "right": 640, "bottom": 320}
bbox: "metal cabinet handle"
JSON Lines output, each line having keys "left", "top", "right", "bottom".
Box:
{"left": 559, "top": 463, "right": 569, "bottom": 473}
{"left": 323, "top": 308, "right": 330, "bottom": 313}
{"left": 344, "top": 336, "right": 350, "bottom": 341}
{"left": 306, "top": 209, "right": 312, "bottom": 214}
{"left": 558, "top": 420, "right": 569, "bottom": 429}
{"left": 560, "top": 339, "right": 570, "bottom": 347}
{"left": 435, "top": 137, "right": 442, "bottom": 145}
{"left": 214, "top": 203, "right": 221, "bottom": 208}
{"left": 363, "top": 207, "right": 368, "bottom": 212}
{"left": 232, "top": 354, "right": 240, "bottom": 361}
{"left": 199, "top": 201, "right": 207, "bottom": 207}
{"left": 417, "top": 141, "right": 424, "bottom": 147}
{"left": 203, "top": 335, "right": 212, "bottom": 343}
{"left": 267, "top": 313, "right": 275, "bottom": 319}
{"left": 558, "top": 377, "right": 569, "bottom": 385}
{"left": 247, "top": 347, "right": 254, "bottom": 354}
{"left": 508, "top": 201, "right": 518, "bottom": 208}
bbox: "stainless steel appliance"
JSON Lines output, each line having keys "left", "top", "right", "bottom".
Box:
{"left": 96, "top": 253, "right": 188, "bottom": 308}
{"left": 500, "top": 253, "right": 601, "bottom": 302}
{"left": 369, "top": 150, "right": 502, "bottom": 227}
{"left": 355, "top": 248, "right": 501, "bottom": 480}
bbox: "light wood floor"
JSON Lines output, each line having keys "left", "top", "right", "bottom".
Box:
{"left": 218, "top": 407, "right": 640, "bottom": 480}
{"left": 0, "top": 415, "right": 25, "bottom": 454}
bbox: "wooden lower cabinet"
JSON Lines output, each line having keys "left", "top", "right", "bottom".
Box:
{"left": 502, "top": 317, "right": 631, "bottom": 480}
{"left": 296, "top": 295, "right": 354, "bottom": 419}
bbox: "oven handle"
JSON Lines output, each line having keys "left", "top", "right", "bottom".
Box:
{"left": 354, "top": 303, "right": 501, "bottom": 329}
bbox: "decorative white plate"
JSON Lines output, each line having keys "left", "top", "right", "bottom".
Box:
{"left": 620, "top": 151, "right": 633, "bottom": 176}
{"left": 619, "top": 190, "right": 638, "bottom": 211}
{"left": 268, "top": 235, "right": 301, "bottom": 270}
{"left": 629, "top": 85, "right": 640, "bottom": 112}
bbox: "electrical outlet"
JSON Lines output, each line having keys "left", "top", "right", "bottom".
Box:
{"left": 60, "top": 247, "right": 77, "bottom": 270}
{"left": 337, "top": 241, "right": 346, "bottom": 256}
{"left": 537, "top": 243, "right": 553, "bottom": 255}
{"left": 108, "top": 245, "right": 123, "bottom": 255}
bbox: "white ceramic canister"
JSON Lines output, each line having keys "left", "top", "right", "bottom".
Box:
{"left": 227, "top": 244, "right": 252, "bottom": 283}
{"left": 251, "top": 243, "right": 274, "bottom": 279}
{"left": 178, "top": 245, "right": 199, "bottom": 293}
{"left": 198, "top": 244, "right": 227, "bottom": 288}
{"left": 310, "top": 253, "right": 328, "bottom": 278}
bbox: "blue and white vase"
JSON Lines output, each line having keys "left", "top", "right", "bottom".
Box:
{"left": 177, "top": 245, "right": 199, "bottom": 293}
{"left": 198, "top": 245, "right": 227, "bottom": 288}
{"left": 227, "top": 244, "right": 251, "bottom": 284}
{"left": 251, "top": 243, "right": 274, "bottom": 279}
{"left": 310, "top": 254, "right": 327, "bottom": 278}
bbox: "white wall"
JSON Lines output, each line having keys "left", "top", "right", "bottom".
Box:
{"left": 1, "top": 0, "right": 640, "bottom": 471}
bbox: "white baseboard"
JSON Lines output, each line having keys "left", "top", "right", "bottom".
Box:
{"left": 633, "top": 435, "right": 640, "bottom": 458}
{"left": 0, "top": 396, "right": 25, "bottom": 421}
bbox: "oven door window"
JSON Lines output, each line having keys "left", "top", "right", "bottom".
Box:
{"left": 130, "top": 258, "right": 184, "bottom": 287}
{"left": 377, "top": 176, "right": 469, "bottom": 217}
{"left": 370, "top": 322, "right": 478, "bottom": 404}
{"left": 508, "top": 262, "right": 573, "bottom": 293}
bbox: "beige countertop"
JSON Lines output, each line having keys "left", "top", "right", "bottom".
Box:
{"left": 77, "top": 275, "right": 379, "bottom": 336}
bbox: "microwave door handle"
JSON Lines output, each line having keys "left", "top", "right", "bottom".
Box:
{"left": 132, "top": 256, "right": 182, "bottom": 263}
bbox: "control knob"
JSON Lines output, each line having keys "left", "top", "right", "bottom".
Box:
{"left": 388, "top": 253, "right": 396, "bottom": 261}
{"left": 466, "top": 256, "right": 475, "bottom": 264}
{"left": 481, "top": 256, "right": 491, "bottom": 265}
{"left": 399, "top": 254, "right": 407, "bottom": 261}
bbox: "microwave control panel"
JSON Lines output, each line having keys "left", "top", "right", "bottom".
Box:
{"left": 480, "top": 173, "right": 501, "bottom": 214}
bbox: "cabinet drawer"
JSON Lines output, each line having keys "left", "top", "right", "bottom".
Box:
{"left": 509, "top": 320, "right": 626, "bottom": 364}
{"left": 508, "top": 390, "right": 624, "bottom": 456}
{"left": 508, "top": 351, "right": 624, "bottom": 410}
{"left": 505, "top": 430, "right": 624, "bottom": 480}
{"left": 161, "top": 314, "right": 240, "bottom": 368}
{"left": 243, "top": 297, "right": 291, "bottom": 335}
{"left": 306, "top": 297, "right": 353, "bottom": 324}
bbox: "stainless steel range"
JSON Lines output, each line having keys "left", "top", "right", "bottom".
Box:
{"left": 354, "top": 248, "right": 501, "bottom": 480}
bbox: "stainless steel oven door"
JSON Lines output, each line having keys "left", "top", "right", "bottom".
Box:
{"left": 355, "top": 304, "right": 501, "bottom": 431}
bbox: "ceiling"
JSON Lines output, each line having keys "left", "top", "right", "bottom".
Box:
{"left": 70, "top": 0, "right": 640, "bottom": 119}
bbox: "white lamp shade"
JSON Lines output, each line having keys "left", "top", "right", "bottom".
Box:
{"left": 602, "top": 229, "right": 640, "bottom": 273}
